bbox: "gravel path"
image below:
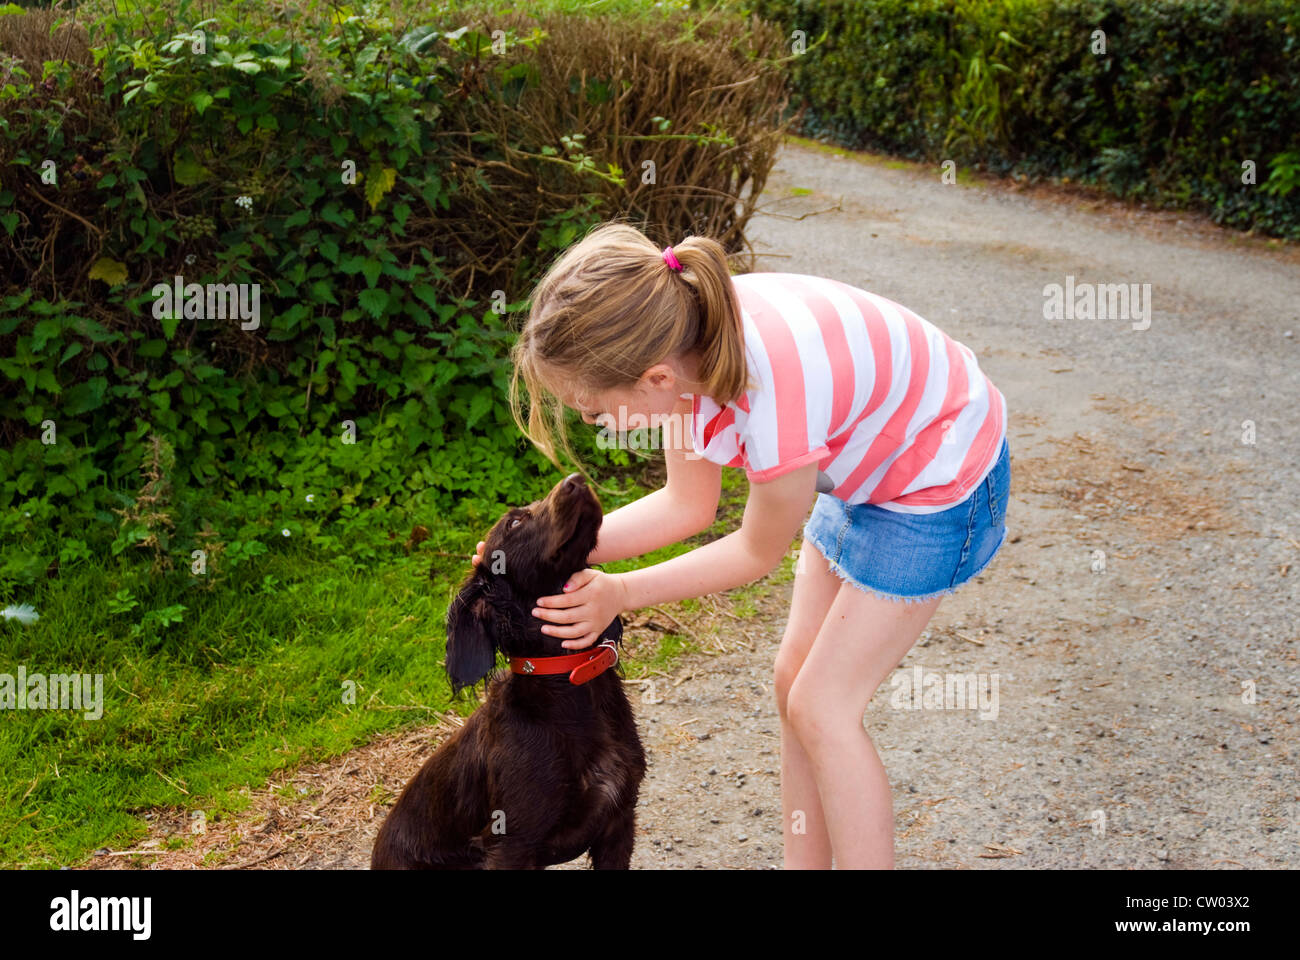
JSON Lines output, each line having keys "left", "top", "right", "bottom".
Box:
{"left": 88, "top": 139, "right": 1299, "bottom": 870}
{"left": 697, "top": 140, "right": 1300, "bottom": 869}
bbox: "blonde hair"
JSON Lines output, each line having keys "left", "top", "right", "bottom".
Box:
{"left": 509, "top": 220, "right": 752, "bottom": 470}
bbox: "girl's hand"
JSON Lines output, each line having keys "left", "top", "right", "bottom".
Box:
{"left": 533, "top": 569, "right": 630, "bottom": 650}
{"left": 470, "top": 541, "right": 486, "bottom": 567}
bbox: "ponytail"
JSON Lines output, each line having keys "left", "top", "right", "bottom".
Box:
{"left": 512, "top": 221, "right": 753, "bottom": 470}
{"left": 668, "top": 234, "right": 754, "bottom": 405}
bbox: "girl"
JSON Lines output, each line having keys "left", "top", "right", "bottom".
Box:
{"left": 475, "top": 221, "right": 1009, "bottom": 869}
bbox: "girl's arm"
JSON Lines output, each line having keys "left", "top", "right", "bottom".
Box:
{"left": 585, "top": 395, "right": 721, "bottom": 565}
{"left": 536, "top": 461, "right": 820, "bottom": 648}
{"left": 616, "top": 462, "right": 818, "bottom": 610}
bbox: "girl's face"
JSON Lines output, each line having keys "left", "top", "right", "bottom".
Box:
{"left": 542, "top": 358, "right": 689, "bottom": 428}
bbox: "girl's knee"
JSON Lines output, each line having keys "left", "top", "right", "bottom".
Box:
{"left": 773, "top": 659, "right": 795, "bottom": 718}
{"left": 786, "top": 677, "right": 860, "bottom": 745}
{"left": 773, "top": 645, "right": 807, "bottom": 718}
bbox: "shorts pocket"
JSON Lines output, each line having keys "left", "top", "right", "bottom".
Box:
{"left": 951, "top": 490, "right": 979, "bottom": 588}
{"left": 986, "top": 472, "right": 1001, "bottom": 527}
{"left": 985, "top": 441, "right": 1010, "bottom": 528}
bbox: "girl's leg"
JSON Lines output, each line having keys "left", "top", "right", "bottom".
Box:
{"left": 773, "top": 537, "right": 844, "bottom": 869}
{"left": 786, "top": 586, "right": 943, "bottom": 868}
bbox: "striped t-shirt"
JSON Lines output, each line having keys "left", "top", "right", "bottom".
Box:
{"left": 685, "top": 272, "right": 1006, "bottom": 514}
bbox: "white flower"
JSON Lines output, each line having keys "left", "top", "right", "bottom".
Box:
{"left": 305, "top": 494, "right": 314, "bottom": 503}
{"left": 185, "top": 253, "right": 196, "bottom": 265}
{"left": 281, "top": 528, "right": 290, "bottom": 537}
{"left": 235, "top": 195, "right": 253, "bottom": 211}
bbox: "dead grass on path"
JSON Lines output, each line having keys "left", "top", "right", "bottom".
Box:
{"left": 1014, "top": 430, "right": 1232, "bottom": 541}
{"left": 84, "top": 713, "right": 471, "bottom": 870}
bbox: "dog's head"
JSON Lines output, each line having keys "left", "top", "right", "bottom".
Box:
{"left": 444, "top": 473, "right": 619, "bottom": 695}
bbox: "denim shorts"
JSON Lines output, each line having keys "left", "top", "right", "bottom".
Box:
{"left": 803, "top": 437, "right": 1010, "bottom": 603}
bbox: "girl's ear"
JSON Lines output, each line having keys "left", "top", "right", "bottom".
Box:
{"left": 444, "top": 579, "right": 498, "bottom": 695}
{"left": 640, "top": 362, "right": 676, "bottom": 392}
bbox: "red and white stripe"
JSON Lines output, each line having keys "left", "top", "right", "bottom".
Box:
{"left": 688, "top": 273, "right": 1006, "bottom": 514}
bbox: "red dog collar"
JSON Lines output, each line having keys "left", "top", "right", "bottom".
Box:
{"left": 509, "top": 640, "right": 619, "bottom": 685}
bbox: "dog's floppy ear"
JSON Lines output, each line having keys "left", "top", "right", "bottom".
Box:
{"left": 445, "top": 578, "right": 499, "bottom": 696}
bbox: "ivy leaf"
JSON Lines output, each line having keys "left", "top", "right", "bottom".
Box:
{"left": 364, "top": 165, "right": 398, "bottom": 211}
{"left": 190, "top": 92, "right": 214, "bottom": 115}
{"left": 358, "top": 288, "right": 389, "bottom": 318}
{"left": 88, "top": 257, "right": 128, "bottom": 286}
{"left": 320, "top": 204, "right": 349, "bottom": 227}
{"left": 309, "top": 280, "right": 338, "bottom": 305}
{"left": 465, "top": 391, "right": 492, "bottom": 430}
{"left": 338, "top": 359, "right": 358, "bottom": 391}
{"left": 31, "top": 317, "right": 61, "bottom": 352}
{"left": 411, "top": 283, "right": 440, "bottom": 311}
{"left": 337, "top": 254, "right": 366, "bottom": 275}
{"left": 64, "top": 376, "right": 108, "bottom": 414}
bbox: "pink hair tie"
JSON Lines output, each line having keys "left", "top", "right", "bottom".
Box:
{"left": 662, "top": 245, "right": 683, "bottom": 272}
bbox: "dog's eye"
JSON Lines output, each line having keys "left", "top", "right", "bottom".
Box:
{"left": 509, "top": 515, "right": 525, "bottom": 530}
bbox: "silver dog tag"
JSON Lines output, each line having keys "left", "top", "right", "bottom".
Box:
{"left": 815, "top": 470, "right": 834, "bottom": 494}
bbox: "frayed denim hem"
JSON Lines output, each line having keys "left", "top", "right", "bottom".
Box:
{"left": 806, "top": 524, "right": 1010, "bottom": 605}
{"left": 819, "top": 553, "right": 960, "bottom": 604}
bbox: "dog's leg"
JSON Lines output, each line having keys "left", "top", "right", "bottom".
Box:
{"left": 587, "top": 806, "right": 637, "bottom": 869}
{"left": 482, "top": 839, "right": 547, "bottom": 870}
{"left": 475, "top": 794, "right": 563, "bottom": 870}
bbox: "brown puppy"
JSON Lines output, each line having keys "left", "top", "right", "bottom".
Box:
{"left": 371, "top": 473, "right": 646, "bottom": 869}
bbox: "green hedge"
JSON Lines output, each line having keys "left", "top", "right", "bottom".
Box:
{"left": 743, "top": 0, "right": 1300, "bottom": 237}
{"left": 0, "top": 0, "right": 784, "bottom": 590}
{"left": 0, "top": 4, "right": 543, "bottom": 588}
